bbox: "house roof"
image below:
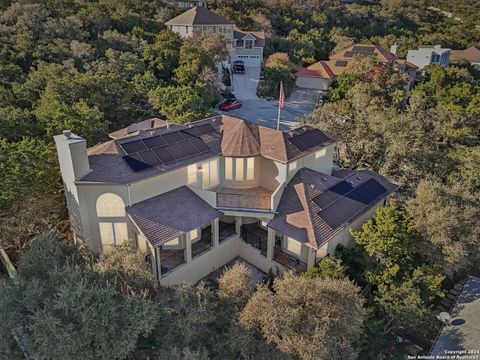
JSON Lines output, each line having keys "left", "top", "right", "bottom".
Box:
{"left": 430, "top": 276, "right": 480, "bottom": 356}
{"left": 233, "top": 28, "right": 265, "bottom": 47}
{"left": 268, "top": 168, "right": 397, "bottom": 249}
{"left": 395, "top": 59, "right": 419, "bottom": 71}
{"left": 108, "top": 118, "right": 168, "bottom": 140}
{"left": 126, "top": 186, "right": 222, "bottom": 247}
{"left": 450, "top": 46, "right": 480, "bottom": 63}
{"left": 165, "top": 6, "right": 232, "bottom": 26}
{"left": 80, "top": 115, "right": 333, "bottom": 184}
{"left": 296, "top": 44, "right": 396, "bottom": 79}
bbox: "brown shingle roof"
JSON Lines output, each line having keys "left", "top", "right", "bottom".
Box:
{"left": 108, "top": 118, "right": 168, "bottom": 140}
{"left": 268, "top": 168, "right": 397, "bottom": 249}
{"left": 165, "top": 6, "right": 232, "bottom": 26}
{"left": 233, "top": 28, "right": 265, "bottom": 47}
{"left": 126, "top": 186, "right": 222, "bottom": 247}
{"left": 220, "top": 115, "right": 261, "bottom": 157}
{"left": 451, "top": 46, "right": 480, "bottom": 63}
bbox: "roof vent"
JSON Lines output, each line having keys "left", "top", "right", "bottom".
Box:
{"left": 321, "top": 177, "right": 327, "bottom": 181}
{"left": 63, "top": 129, "right": 72, "bottom": 139}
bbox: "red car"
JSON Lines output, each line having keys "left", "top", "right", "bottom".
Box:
{"left": 219, "top": 99, "right": 242, "bottom": 111}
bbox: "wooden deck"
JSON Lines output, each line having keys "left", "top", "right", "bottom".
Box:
{"left": 212, "top": 186, "right": 272, "bottom": 210}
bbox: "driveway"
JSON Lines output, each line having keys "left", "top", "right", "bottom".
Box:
{"left": 219, "top": 67, "right": 322, "bottom": 129}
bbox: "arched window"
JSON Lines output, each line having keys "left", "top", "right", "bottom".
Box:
{"left": 96, "top": 193, "right": 125, "bottom": 217}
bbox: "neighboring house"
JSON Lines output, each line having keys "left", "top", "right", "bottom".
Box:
{"left": 166, "top": 0, "right": 207, "bottom": 9}
{"left": 430, "top": 276, "right": 480, "bottom": 356}
{"left": 406, "top": 44, "right": 450, "bottom": 70}
{"left": 166, "top": 6, "right": 264, "bottom": 66}
{"left": 54, "top": 115, "right": 396, "bottom": 285}
{"left": 450, "top": 46, "right": 480, "bottom": 68}
{"left": 295, "top": 44, "right": 397, "bottom": 90}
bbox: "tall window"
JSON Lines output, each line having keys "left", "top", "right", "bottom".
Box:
{"left": 246, "top": 157, "right": 255, "bottom": 180}
{"left": 225, "top": 157, "right": 233, "bottom": 180}
{"left": 235, "top": 158, "right": 244, "bottom": 180}
{"left": 99, "top": 222, "right": 128, "bottom": 254}
{"left": 187, "top": 164, "right": 197, "bottom": 184}
{"left": 96, "top": 193, "right": 125, "bottom": 217}
{"left": 244, "top": 39, "right": 254, "bottom": 49}
{"left": 315, "top": 148, "right": 326, "bottom": 159}
{"left": 202, "top": 159, "right": 219, "bottom": 189}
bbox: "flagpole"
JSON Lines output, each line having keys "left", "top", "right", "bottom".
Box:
{"left": 276, "top": 100, "right": 281, "bottom": 131}
{"left": 277, "top": 81, "right": 284, "bottom": 131}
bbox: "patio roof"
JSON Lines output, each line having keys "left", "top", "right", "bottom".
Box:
{"left": 126, "top": 186, "right": 222, "bottom": 247}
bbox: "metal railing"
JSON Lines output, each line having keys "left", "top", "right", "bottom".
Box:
{"left": 160, "top": 248, "right": 185, "bottom": 274}
{"left": 192, "top": 231, "right": 213, "bottom": 258}
{"left": 241, "top": 225, "right": 267, "bottom": 256}
{"left": 273, "top": 246, "right": 307, "bottom": 273}
{"left": 219, "top": 221, "right": 236, "bottom": 243}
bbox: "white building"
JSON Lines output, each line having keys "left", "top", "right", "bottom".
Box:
{"left": 407, "top": 44, "right": 450, "bottom": 70}
{"left": 54, "top": 115, "right": 397, "bottom": 285}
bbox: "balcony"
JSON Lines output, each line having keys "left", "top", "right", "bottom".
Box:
{"left": 212, "top": 186, "right": 273, "bottom": 211}
{"left": 192, "top": 226, "right": 213, "bottom": 258}
{"left": 219, "top": 220, "right": 236, "bottom": 243}
{"left": 160, "top": 248, "right": 186, "bottom": 274}
{"left": 273, "top": 245, "right": 307, "bottom": 273}
{"left": 241, "top": 222, "right": 267, "bottom": 256}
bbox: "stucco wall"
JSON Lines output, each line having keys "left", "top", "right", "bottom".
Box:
{"left": 295, "top": 76, "right": 332, "bottom": 90}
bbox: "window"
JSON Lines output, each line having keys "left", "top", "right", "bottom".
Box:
{"left": 289, "top": 161, "right": 297, "bottom": 172}
{"left": 163, "top": 237, "right": 181, "bottom": 247}
{"left": 96, "top": 193, "right": 125, "bottom": 217}
{"left": 244, "top": 39, "right": 254, "bottom": 49}
{"left": 189, "top": 228, "right": 199, "bottom": 241}
{"left": 225, "top": 157, "right": 233, "bottom": 180}
{"left": 315, "top": 148, "right": 326, "bottom": 159}
{"left": 235, "top": 158, "right": 244, "bottom": 180}
{"left": 187, "top": 164, "right": 197, "bottom": 184}
{"left": 202, "top": 159, "right": 219, "bottom": 189}
{"left": 99, "top": 222, "right": 128, "bottom": 254}
{"left": 246, "top": 157, "right": 255, "bottom": 180}
{"left": 260, "top": 220, "right": 268, "bottom": 228}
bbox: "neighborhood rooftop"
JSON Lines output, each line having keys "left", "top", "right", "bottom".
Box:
{"left": 165, "top": 6, "right": 232, "bottom": 26}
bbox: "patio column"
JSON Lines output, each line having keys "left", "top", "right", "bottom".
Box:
{"left": 154, "top": 246, "right": 162, "bottom": 282}
{"left": 266, "top": 228, "right": 274, "bottom": 261}
{"left": 213, "top": 218, "right": 219, "bottom": 247}
{"left": 307, "top": 248, "right": 316, "bottom": 270}
{"left": 185, "top": 233, "right": 192, "bottom": 263}
{"left": 235, "top": 216, "right": 242, "bottom": 235}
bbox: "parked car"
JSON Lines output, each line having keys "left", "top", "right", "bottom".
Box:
{"left": 219, "top": 99, "right": 242, "bottom": 111}
{"left": 233, "top": 60, "right": 245, "bottom": 74}
{"left": 259, "top": 71, "right": 265, "bottom": 80}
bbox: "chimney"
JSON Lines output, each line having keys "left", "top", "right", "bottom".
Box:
{"left": 54, "top": 131, "right": 90, "bottom": 182}
{"left": 390, "top": 43, "right": 398, "bottom": 56}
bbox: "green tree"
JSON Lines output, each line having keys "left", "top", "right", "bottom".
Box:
{"left": 173, "top": 42, "right": 216, "bottom": 86}
{"left": 144, "top": 29, "right": 182, "bottom": 80}
{"left": 240, "top": 273, "right": 365, "bottom": 360}
{"left": 256, "top": 66, "right": 295, "bottom": 98}
{"left": 303, "top": 256, "right": 346, "bottom": 279}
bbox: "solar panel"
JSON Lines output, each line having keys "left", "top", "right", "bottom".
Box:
{"left": 123, "top": 155, "right": 151, "bottom": 172}
{"left": 344, "top": 51, "right": 355, "bottom": 58}
{"left": 335, "top": 60, "right": 348, "bottom": 67}
{"left": 312, "top": 181, "right": 353, "bottom": 209}
{"left": 310, "top": 129, "right": 330, "bottom": 144}
{"left": 121, "top": 140, "right": 147, "bottom": 154}
{"left": 164, "top": 143, "right": 188, "bottom": 160}
{"left": 348, "top": 179, "right": 387, "bottom": 204}
{"left": 288, "top": 129, "right": 329, "bottom": 152}
{"left": 183, "top": 123, "right": 216, "bottom": 137}
{"left": 143, "top": 135, "right": 167, "bottom": 148}
{"left": 179, "top": 140, "right": 202, "bottom": 156}
{"left": 190, "top": 137, "right": 210, "bottom": 152}
{"left": 162, "top": 131, "right": 185, "bottom": 144}
{"left": 352, "top": 45, "right": 375, "bottom": 53}
{"left": 152, "top": 147, "right": 175, "bottom": 164}
{"left": 138, "top": 150, "right": 162, "bottom": 166}
{"left": 288, "top": 136, "right": 309, "bottom": 152}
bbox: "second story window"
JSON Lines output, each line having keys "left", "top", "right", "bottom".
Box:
{"left": 246, "top": 157, "right": 255, "bottom": 180}
{"left": 96, "top": 193, "right": 125, "bottom": 217}
{"left": 315, "top": 148, "right": 326, "bottom": 159}
{"left": 187, "top": 164, "right": 197, "bottom": 184}
{"left": 202, "top": 159, "right": 218, "bottom": 189}
{"left": 225, "top": 157, "right": 255, "bottom": 181}
{"left": 244, "top": 39, "right": 254, "bottom": 49}
{"left": 289, "top": 160, "right": 297, "bottom": 173}
{"left": 236, "top": 158, "right": 244, "bottom": 180}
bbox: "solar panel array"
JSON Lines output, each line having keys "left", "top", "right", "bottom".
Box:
{"left": 120, "top": 129, "right": 211, "bottom": 172}
{"left": 318, "top": 178, "right": 387, "bottom": 229}
{"left": 352, "top": 45, "right": 375, "bottom": 53}
{"left": 335, "top": 60, "right": 348, "bottom": 67}
{"left": 287, "top": 129, "right": 330, "bottom": 152}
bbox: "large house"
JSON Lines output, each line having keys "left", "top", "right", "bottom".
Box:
{"left": 295, "top": 44, "right": 417, "bottom": 90}
{"left": 54, "top": 115, "right": 396, "bottom": 285}
{"left": 165, "top": 6, "right": 264, "bottom": 66}
{"left": 450, "top": 46, "right": 480, "bottom": 68}
{"left": 407, "top": 44, "right": 450, "bottom": 70}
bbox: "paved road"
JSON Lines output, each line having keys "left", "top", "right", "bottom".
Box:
{"left": 218, "top": 66, "right": 321, "bottom": 129}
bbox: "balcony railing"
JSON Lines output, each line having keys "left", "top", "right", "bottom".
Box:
{"left": 273, "top": 246, "right": 307, "bottom": 273}
{"left": 219, "top": 221, "right": 236, "bottom": 243}
{"left": 241, "top": 223, "right": 267, "bottom": 256}
{"left": 192, "top": 227, "right": 213, "bottom": 258}
{"left": 160, "top": 248, "right": 185, "bottom": 274}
